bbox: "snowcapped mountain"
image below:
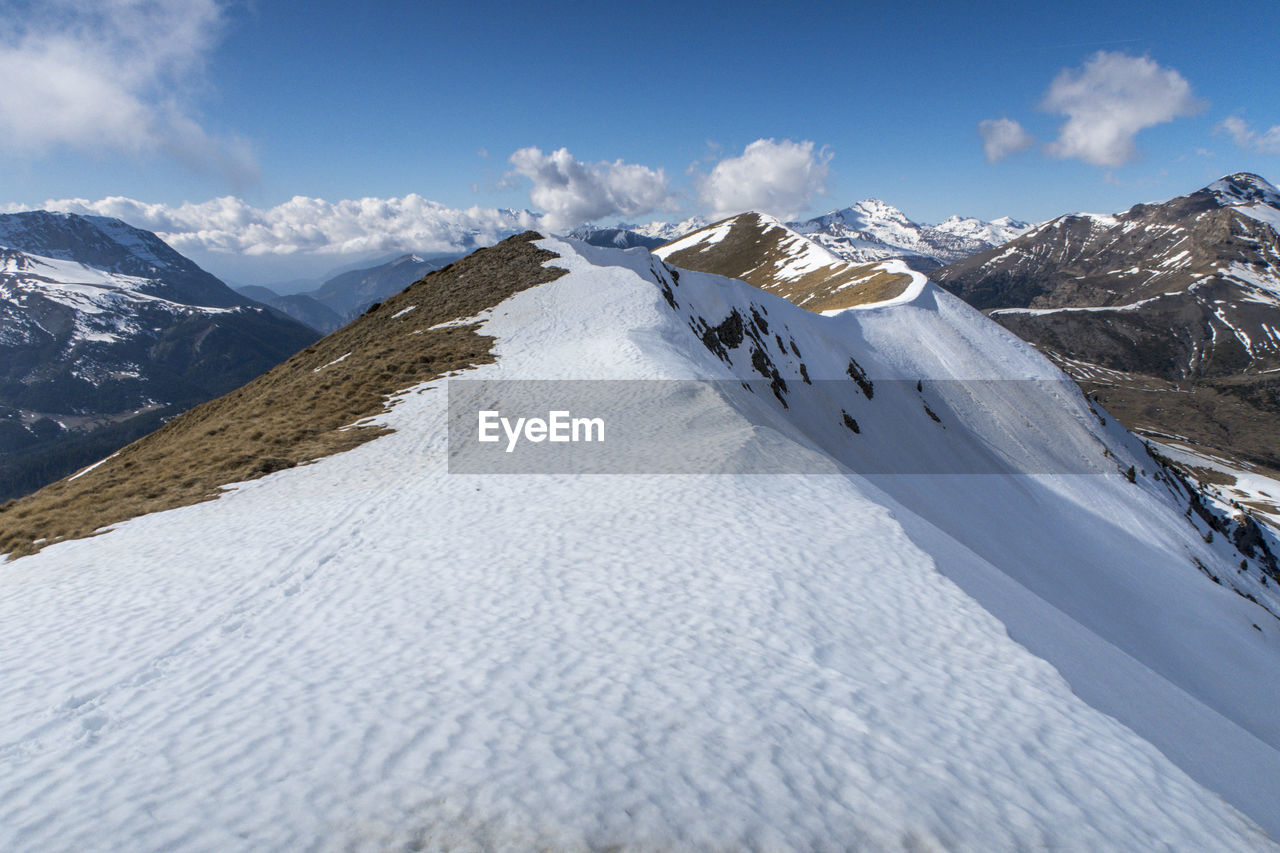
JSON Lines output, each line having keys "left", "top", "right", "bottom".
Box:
{"left": 789, "top": 200, "right": 1031, "bottom": 270}
{"left": 656, "top": 212, "right": 916, "bottom": 312}
{"left": 933, "top": 213, "right": 1030, "bottom": 246}
{"left": 565, "top": 225, "right": 669, "bottom": 251}
{"left": 563, "top": 217, "right": 712, "bottom": 248}
{"left": 2, "top": 232, "right": 1278, "bottom": 849}
{"left": 626, "top": 215, "right": 712, "bottom": 242}
{"left": 0, "top": 210, "right": 246, "bottom": 308}
{"left": 933, "top": 172, "right": 1280, "bottom": 474}
{"left": 0, "top": 211, "right": 319, "bottom": 499}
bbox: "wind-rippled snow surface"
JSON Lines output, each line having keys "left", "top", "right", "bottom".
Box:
{"left": 1, "top": 238, "right": 1275, "bottom": 851}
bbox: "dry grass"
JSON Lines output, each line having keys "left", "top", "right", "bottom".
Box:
{"left": 0, "top": 233, "right": 565, "bottom": 560}
{"left": 780, "top": 265, "right": 912, "bottom": 312}
{"left": 661, "top": 213, "right": 911, "bottom": 312}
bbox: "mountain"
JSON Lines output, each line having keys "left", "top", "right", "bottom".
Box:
{"left": 235, "top": 253, "right": 460, "bottom": 332}
{"left": 234, "top": 284, "right": 344, "bottom": 334}
{"left": 655, "top": 212, "right": 916, "bottom": 312}
{"left": 309, "top": 252, "right": 456, "bottom": 323}
{"left": 0, "top": 210, "right": 246, "bottom": 307}
{"left": 0, "top": 211, "right": 319, "bottom": 500}
{"left": 789, "top": 199, "right": 1031, "bottom": 271}
{"left": 932, "top": 172, "right": 1280, "bottom": 473}
{"left": 565, "top": 225, "right": 669, "bottom": 251}
{"left": 626, "top": 215, "right": 712, "bottom": 242}
{"left": 2, "top": 232, "right": 1278, "bottom": 849}
{"left": 235, "top": 283, "right": 282, "bottom": 303}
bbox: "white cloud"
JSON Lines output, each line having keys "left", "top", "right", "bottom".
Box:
{"left": 697, "top": 138, "right": 831, "bottom": 220}
{"left": 505, "top": 147, "right": 675, "bottom": 230}
{"left": 15, "top": 194, "right": 538, "bottom": 257}
{"left": 1215, "top": 116, "right": 1280, "bottom": 156}
{"left": 977, "top": 118, "right": 1035, "bottom": 163}
{"left": 0, "top": 0, "right": 256, "bottom": 183}
{"left": 1040, "top": 52, "right": 1204, "bottom": 167}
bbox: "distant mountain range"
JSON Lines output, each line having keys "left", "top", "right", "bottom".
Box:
{"left": 789, "top": 201, "right": 1031, "bottom": 271}
{"left": 934, "top": 172, "right": 1280, "bottom": 473}
{"left": 571, "top": 204, "right": 1028, "bottom": 271}
{"left": 0, "top": 211, "right": 319, "bottom": 499}
{"left": 236, "top": 253, "right": 457, "bottom": 333}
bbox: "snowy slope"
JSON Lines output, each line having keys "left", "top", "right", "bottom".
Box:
{"left": 0, "top": 247, "right": 237, "bottom": 344}
{"left": 1, "top": 237, "right": 1278, "bottom": 850}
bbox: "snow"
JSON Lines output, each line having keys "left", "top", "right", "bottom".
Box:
{"left": 656, "top": 219, "right": 734, "bottom": 254}
{"left": 1207, "top": 174, "right": 1280, "bottom": 232}
{"left": 390, "top": 305, "right": 417, "bottom": 318}
{"left": 1, "top": 237, "right": 1278, "bottom": 850}
{"left": 623, "top": 216, "right": 711, "bottom": 242}
{"left": 655, "top": 213, "right": 854, "bottom": 285}
{"left": 312, "top": 352, "right": 351, "bottom": 372}
{"left": 788, "top": 201, "right": 1028, "bottom": 267}
{"left": 1224, "top": 262, "right": 1280, "bottom": 307}
{"left": 2, "top": 252, "right": 147, "bottom": 290}
{"left": 819, "top": 259, "right": 927, "bottom": 314}
{"left": 1237, "top": 203, "right": 1280, "bottom": 232}
{"left": 990, "top": 293, "right": 1168, "bottom": 315}
{"left": 66, "top": 453, "right": 121, "bottom": 482}
{"left": 1153, "top": 440, "right": 1280, "bottom": 534}
{"left": 932, "top": 214, "right": 1031, "bottom": 245}
{"left": 0, "top": 246, "right": 236, "bottom": 344}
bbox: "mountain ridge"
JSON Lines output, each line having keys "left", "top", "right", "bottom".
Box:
{"left": 2, "top": 232, "right": 1278, "bottom": 848}
{"left": 933, "top": 172, "right": 1280, "bottom": 472}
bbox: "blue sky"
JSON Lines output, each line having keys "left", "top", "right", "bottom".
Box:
{"left": 1, "top": 0, "right": 1278, "bottom": 282}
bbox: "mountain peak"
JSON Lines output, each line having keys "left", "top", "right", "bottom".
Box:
{"left": 1207, "top": 172, "right": 1280, "bottom": 208}
{"left": 0, "top": 209, "right": 244, "bottom": 308}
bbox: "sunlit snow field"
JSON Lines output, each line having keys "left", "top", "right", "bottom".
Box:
{"left": 1, "top": 238, "right": 1276, "bottom": 851}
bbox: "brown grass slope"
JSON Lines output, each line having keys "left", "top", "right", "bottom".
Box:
{"left": 659, "top": 213, "right": 911, "bottom": 312}
{"left": 0, "top": 233, "right": 565, "bottom": 560}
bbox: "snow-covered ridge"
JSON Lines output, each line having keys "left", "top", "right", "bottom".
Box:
{"left": 658, "top": 211, "right": 847, "bottom": 282}
{"left": 2, "top": 235, "right": 1278, "bottom": 849}
{"left": 654, "top": 212, "right": 919, "bottom": 313}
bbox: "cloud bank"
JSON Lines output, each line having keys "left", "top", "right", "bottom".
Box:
{"left": 11, "top": 137, "right": 840, "bottom": 270}
{"left": 1216, "top": 116, "right": 1280, "bottom": 156}
{"left": 696, "top": 139, "right": 831, "bottom": 220}
{"left": 505, "top": 147, "right": 675, "bottom": 230}
{"left": 978, "top": 118, "right": 1035, "bottom": 163}
{"left": 1040, "top": 52, "right": 1203, "bottom": 167}
{"left": 0, "top": 0, "right": 256, "bottom": 183}
{"left": 20, "top": 195, "right": 538, "bottom": 257}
